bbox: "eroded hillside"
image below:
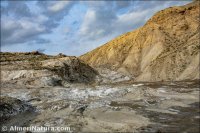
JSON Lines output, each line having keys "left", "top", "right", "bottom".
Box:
{"left": 0, "top": 52, "right": 98, "bottom": 86}
{"left": 80, "top": 1, "right": 200, "bottom": 81}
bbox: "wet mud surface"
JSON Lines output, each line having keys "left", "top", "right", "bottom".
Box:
{"left": 0, "top": 80, "right": 199, "bottom": 132}
{"left": 110, "top": 101, "right": 200, "bottom": 133}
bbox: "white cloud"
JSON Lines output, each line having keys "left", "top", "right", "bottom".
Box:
{"left": 48, "top": 1, "right": 71, "bottom": 12}
{"left": 115, "top": 9, "right": 151, "bottom": 32}
{"left": 1, "top": 16, "right": 46, "bottom": 45}
{"left": 1, "top": 0, "right": 75, "bottom": 47}
{"left": 78, "top": 7, "right": 117, "bottom": 40}
{"left": 79, "top": 9, "right": 96, "bottom": 36}
{"left": 36, "top": 15, "right": 49, "bottom": 23}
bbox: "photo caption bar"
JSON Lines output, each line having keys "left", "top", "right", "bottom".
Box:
{"left": 1, "top": 125, "right": 71, "bottom": 132}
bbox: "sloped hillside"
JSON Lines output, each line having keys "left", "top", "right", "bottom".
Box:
{"left": 0, "top": 52, "right": 98, "bottom": 86}
{"left": 80, "top": 1, "right": 200, "bottom": 81}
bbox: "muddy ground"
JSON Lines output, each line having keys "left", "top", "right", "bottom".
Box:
{"left": 0, "top": 80, "right": 199, "bottom": 132}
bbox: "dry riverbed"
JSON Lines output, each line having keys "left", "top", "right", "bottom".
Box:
{"left": 0, "top": 80, "right": 199, "bottom": 132}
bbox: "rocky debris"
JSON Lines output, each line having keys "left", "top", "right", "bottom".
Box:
{"left": 0, "top": 96, "right": 34, "bottom": 119}
{"left": 1, "top": 81, "right": 198, "bottom": 132}
{"left": 41, "top": 56, "right": 98, "bottom": 83}
{"left": 95, "top": 68, "right": 131, "bottom": 84}
{"left": 75, "top": 105, "right": 88, "bottom": 115}
{"left": 0, "top": 52, "right": 98, "bottom": 87}
{"left": 57, "top": 53, "right": 67, "bottom": 57}
{"left": 80, "top": 1, "right": 200, "bottom": 82}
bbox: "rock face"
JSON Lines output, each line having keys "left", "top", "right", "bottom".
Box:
{"left": 80, "top": 2, "right": 200, "bottom": 81}
{"left": 0, "top": 96, "right": 34, "bottom": 118}
{"left": 0, "top": 52, "right": 98, "bottom": 86}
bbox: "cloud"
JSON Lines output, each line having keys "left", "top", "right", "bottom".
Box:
{"left": 115, "top": 0, "right": 133, "bottom": 9}
{"left": 78, "top": 3, "right": 117, "bottom": 40}
{"left": 115, "top": 9, "right": 149, "bottom": 32}
{"left": 48, "top": 1, "right": 71, "bottom": 12}
{"left": 1, "top": 16, "right": 47, "bottom": 45}
{"left": 37, "top": 1, "right": 75, "bottom": 28}
{"left": 78, "top": 1, "right": 136, "bottom": 41}
{"left": 1, "top": 1, "right": 32, "bottom": 18}
{"left": 1, "top": 1, "right": 75, "bottom": 46}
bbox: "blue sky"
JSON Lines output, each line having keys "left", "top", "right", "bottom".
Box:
{"left": 1, "top": 0, "right": 191, "bottom": 56}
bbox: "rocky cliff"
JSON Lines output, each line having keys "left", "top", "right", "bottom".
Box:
{"left": 0, "top": 52, "right": 98, "bottom": 87}
{"left": 80, "top": 1, "right": 200, "bottom": 81}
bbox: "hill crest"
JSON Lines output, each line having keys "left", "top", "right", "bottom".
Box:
{"left": 80, "top": 1, "right": 200, "bottom": 81}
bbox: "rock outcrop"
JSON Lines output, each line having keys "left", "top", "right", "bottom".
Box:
{"left": 80, "top": 1, "right": 200, "bottom": 81}
{"left": 0, "top": 52, "right": 98, "bottom": 87}
{"left": 0, "top": 96, "right": 34, "bottom": 118}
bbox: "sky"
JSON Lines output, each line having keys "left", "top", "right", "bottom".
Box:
{"left": 1, "top": 0, "right": 191, "bottom": 56}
